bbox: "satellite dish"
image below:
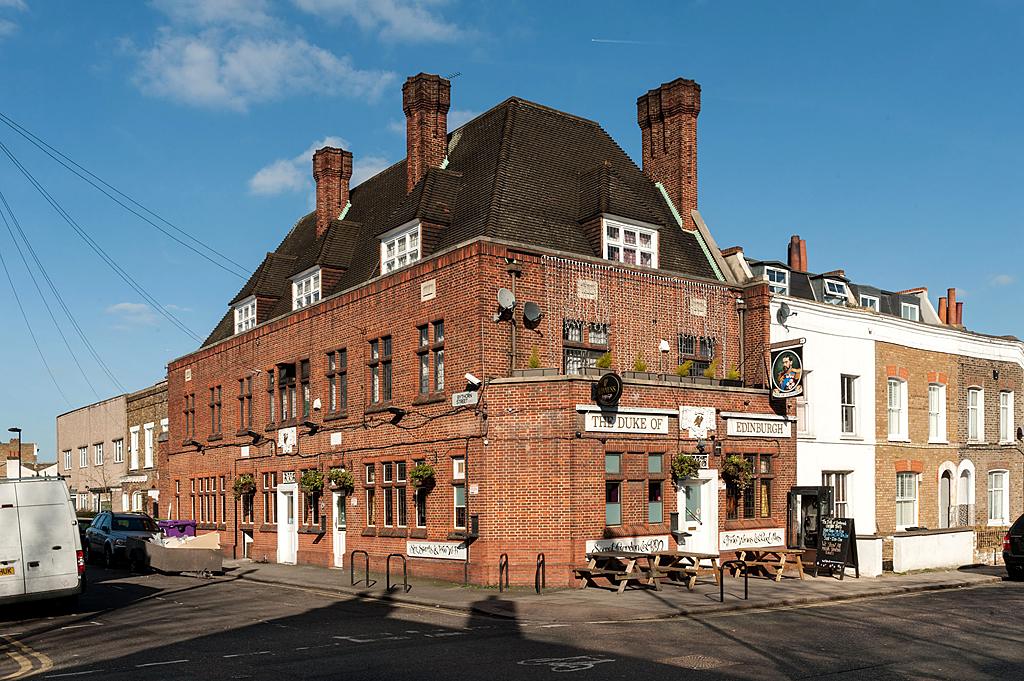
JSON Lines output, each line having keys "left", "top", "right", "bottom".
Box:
{"left": 497, "top": 288, "right": 516, "bottom": 312}
{"left": 523, "top": 301, "right": 542, "bottom": 327}
{"left": 776, "top": 302, "right": 796, "bottom": 326}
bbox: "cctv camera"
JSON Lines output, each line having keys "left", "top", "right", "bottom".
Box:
{"left": 312, "top": 398, "right": 322, "bottom": 411}
{"left": 465, "top": 373, "right": 482, "bottom": 389}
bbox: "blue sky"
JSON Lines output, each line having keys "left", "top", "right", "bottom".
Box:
{"left": 1, "top": 0, "right": 1022, "bottom": 458}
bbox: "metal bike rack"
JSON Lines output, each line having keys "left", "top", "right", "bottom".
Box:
{"left": 386, "top": 553, "right": 409, "bottom": 593}
{"left": 350, "top": 549, "right": 372, "bottom": 587}
{"left": 498, "top": 553, "right": 510, "bottom": 592}
{"left": 719, "top": 559, "right": 748, "bottom": 603}
{"left": 535, "top": 553, "right": 546, "bottom": 594}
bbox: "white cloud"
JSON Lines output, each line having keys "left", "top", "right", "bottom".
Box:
{"left": 164, "top": 303, "right": 193, "bottom": 313}
{"left": 293, "top": 0, "right": 463, "bottom": 42}
{"left": 151, "top": 0, "right": 274, "bottom": 28}
{"left": 250, "top": 136, "right": 346, "bottom": 195}
{"left": 105, "top": 302, "right": 159, "bottom": 326}
{"left": 352, "top": 155, "right": 390, "bottom": 186}
{"left": 0, "top": 19, "right": 16, "bottom": 39}
{"left": 250, "top": 138, "right": 390, "bottom": 196}
{"left": 0, "top": 1, "right": 27, "bottom": 10}
{"left": 132, "top": 31, "right": 394, "bottom": 111}
{"left": 990, "top": 274, "right": 1016, "bottom": 287}
{"left": 448, "top": 108, "right": 478, "bottom": 129}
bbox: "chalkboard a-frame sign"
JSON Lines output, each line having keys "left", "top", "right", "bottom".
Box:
{"left": 814, "top": 517, "right": 859, "bottom": 579}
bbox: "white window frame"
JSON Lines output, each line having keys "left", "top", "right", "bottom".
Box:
{"left": 764, "top": 266, "right": 788, "bottom": 295}
{"left": 233, "top": 296, "right": 256, "bottom": 334}
{"left": 93, "top": 442, "right": 103, "bottom": 466}
{"left": 823, "top": 279, "right": 848, "bottom": 305}
{"left": 795, "top": 397, "right": 812, "bottom": 438}
{"left": 452, "top": 456, "right": 466, "bottom": 481}
{"left": 291, "top": 267, "right": 321, "bottom": 310}
{"left": 840, "top": 374, "right": 857, "bottom": 436}
{"left": 859, "top": 294, "right": 879, "bottom": 311}
{"left": 887, "top": 378, "right": 909, "bottom": 441}
{"left": 968, "top": 387, "right": 984, "bottom": 443}
{"left": 453, "top": 483, "right": 467, "bottom": 530}
{"left": 380, "top": 220, "right": 421, "bottom": 275}
{"left": 896, "top": 472, "right": 918, "bottom": 530}
{"left": 113, "top": 439, "right": 124, "bottom": 464}
{"left": 78, "top": 446, "right": 87, "bottom": 468}
{"left": 999, "top": 391, "right": 1014, "bottom": 444}
{"left": 129, "top": 426, "right": 140, "bottom": 471}
{"left": 161, "top": 417, "right": 169, "bottom": 433}
{"left": 900, "top": 302, "right": 920, "bottom": 321}
{"left": 988, "top": 469, "right": 1009, "bottom": 525}
{"left": 144, "top": 422, "right": 155, "bottom": 469}
{"left": 602, "top": 217, "right": 659, "bottom": 269}
{"left": 928, "top": 384, "right": 947, "bottom": 443}
{"left": 822, "top": 471, "right": 851, "bottom": 518}
{"left": 63, "top": 450, "right": 72, "bottom": 471}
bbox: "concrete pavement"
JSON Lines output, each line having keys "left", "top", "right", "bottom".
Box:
{"left": 222, "top": 558, "right": 1006, "bottom": 622}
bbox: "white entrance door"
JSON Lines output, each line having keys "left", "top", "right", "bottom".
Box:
{"left": 677, "top": 470, "right": 718, "bottom": 554}
{"left": 277, "top": 484, "right": 298, "bottom": 564}
{"left": 332, "top": 492, "right": 346, "bottom": 568}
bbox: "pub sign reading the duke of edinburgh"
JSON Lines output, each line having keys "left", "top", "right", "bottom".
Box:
{"left": 770, "top": 347, "right": 804, "bottom": 399}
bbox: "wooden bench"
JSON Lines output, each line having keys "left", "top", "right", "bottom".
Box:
{"left": 736, "top": 549, "right": 805, "bottom": 582}
{"left": 574, "top": 551, "right": 659, "bottom": 594}
{"left": 649, "top": 550, "right": 721, "bottom": 591}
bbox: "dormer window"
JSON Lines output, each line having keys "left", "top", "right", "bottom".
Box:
{"left": 292, "top": 267, "right": 321, "bottom": 310}
{"left": 381, "top": 221, "right": 421, "bottom": 275}
{"left": 900, "top": 302, "right": 920, "bottom": 321}
{"left": 603, "top": 218, "right": 658, "bottom": 269}
{"left": 823, "top": 279, "right": 848, "bottom": 305}
{"left": 860, "top": 294, "right": 879, "bottom": 311}
{"left": 233, "top": 296, "right": 256, "bottom": 334}
{"left": 765, "top": 266, "right": 788, "bottom": 295}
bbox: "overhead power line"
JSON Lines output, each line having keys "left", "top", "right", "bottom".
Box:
{"left": 0, "top": 111, "right": 249, "bottom": 280}
{"left": 0, "top": 140, "right": 204, "bottom": 344}
{"left": 0, "top": 186, "right": 117, "bottom": 396}
{"left": 0, "top": 235, "right": 71, "bottom": 407}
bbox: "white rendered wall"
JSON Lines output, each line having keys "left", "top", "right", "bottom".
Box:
{"left": 772, "top": 300, "right": 878, "bottom": 535}
{"left": 892, "top": 530, "right": 974, "bottom": 572}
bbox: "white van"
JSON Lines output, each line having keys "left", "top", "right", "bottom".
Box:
{"left": 0, "top": 477, "right": 86, "bottom": 606}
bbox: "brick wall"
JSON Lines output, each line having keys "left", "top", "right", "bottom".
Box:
{"left": 164, "top": 238, "right": 787, "bottom": 585}
{"left": 125, "top": 382, "right": 167, "bottom": 516}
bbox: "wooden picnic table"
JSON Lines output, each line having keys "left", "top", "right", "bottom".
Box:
{"left": 735, "top": 548, "right": 805, "bottom": 582}
{"left": 649, "top": 550, "right": 722, "bottom": 590}
{"left": 573, "top": 550, "right": 659, "bottom": 594}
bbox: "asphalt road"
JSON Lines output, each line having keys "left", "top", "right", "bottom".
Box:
{"left": 2, "top": 565, "right": 1022, "bottom": 680}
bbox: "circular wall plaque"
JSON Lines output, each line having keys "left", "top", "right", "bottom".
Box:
{"left": 594, "top": 372, "right": 623, "bottom": 408}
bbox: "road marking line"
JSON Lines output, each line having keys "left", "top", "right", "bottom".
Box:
{"left": 135, "top": 659, "right": 189, "bottom": 667}
{"left": 43, "top": 672, "right": 103, "bottom": 679}
{"left": 2, "top": 634, "right": 53, "bottom": 680}
{"left": 43, "top": 672, "right": 103, "bottom": 678}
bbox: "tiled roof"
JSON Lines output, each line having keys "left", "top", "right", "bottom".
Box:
{"left": 203, "top": 96, "right": 720, "bottom": 347}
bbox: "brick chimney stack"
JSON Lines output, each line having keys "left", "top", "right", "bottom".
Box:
{"left": 403, "top": 73, "right": 451, "bottom": 194}
{"left": 313, "top": 146, "right": 353, "bottom": 238}
{"left": 947, "top": 287, "right": 958, "bottom": 325}
{"left": 637, "top": 77, "right": 700, "bottom": 228}
{"left": 787, "top": 235, "right": 808, "bottom": 272}
{"left": 938, "top": 296, "right": 948, "bottom": 323}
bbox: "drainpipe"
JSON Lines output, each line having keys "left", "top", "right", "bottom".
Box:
{"left": 736, "top": 296, "right": 746, "bottom": 383}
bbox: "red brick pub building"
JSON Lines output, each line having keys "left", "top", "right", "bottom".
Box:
{"left": 163, "top": 73, "right": 796, "bottom": 586}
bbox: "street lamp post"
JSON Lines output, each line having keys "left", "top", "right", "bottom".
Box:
{"left": 8, "top": 427, "right": 22, "bottom": 480}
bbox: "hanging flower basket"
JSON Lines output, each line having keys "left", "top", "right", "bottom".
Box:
{"left": 720, "top": 455, "right": 754, "bottom": 490}
{"left": 670, "top": 454, "right": 701, "bottom": 482}
{"left": 327, "top": 468, "right": 355, "bottom": 494}
{"left": 232, "top": 473, "right": 256, "bottom": 498}
{"left": 409, "top": 462, "right": 436, "bottom": 489}
{"left": 299, "top": 469, "right": 325, "bottom": 495}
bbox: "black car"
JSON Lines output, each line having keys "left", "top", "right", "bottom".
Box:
{"left": 83, "top": 512, "right": 161, "bottom": 567}
{"left": 1003, "top": 513, "right": 1024, "bottom": 579}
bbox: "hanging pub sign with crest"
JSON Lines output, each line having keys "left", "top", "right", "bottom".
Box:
{"left": 770, "top": 346, "right": 804, "bottom": 399}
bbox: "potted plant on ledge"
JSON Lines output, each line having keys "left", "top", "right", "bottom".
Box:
{"left": 299, "top": 469, "right": 325, "bottom": 496}
{"left": 232, "top": 473, "right": 256, "bottom": 498}
{"left": 327, "top": 468, "right": 355, "bottom": 494}
{"left": 513, "top": 346, "right": 558, "bottom": 377}
{"left": 583, "top": 351, "right": 613, "bottom": 377}
{"left": 721, "top": 364, "right": 743, "bottom": 388}
{"left": 623, "top": 352, "right": 658, "bottom": 381}
{"left": 666, "top": 360, "right": 694, "bottom": 384}
{"left": 671, "top": 453, "right": 701, "bottom": 484}
{"left": 409, "top": 462, "right": 436, "bottom": 490}
{"left": 720, "top": 454, "right": 754, "bottom": 489}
